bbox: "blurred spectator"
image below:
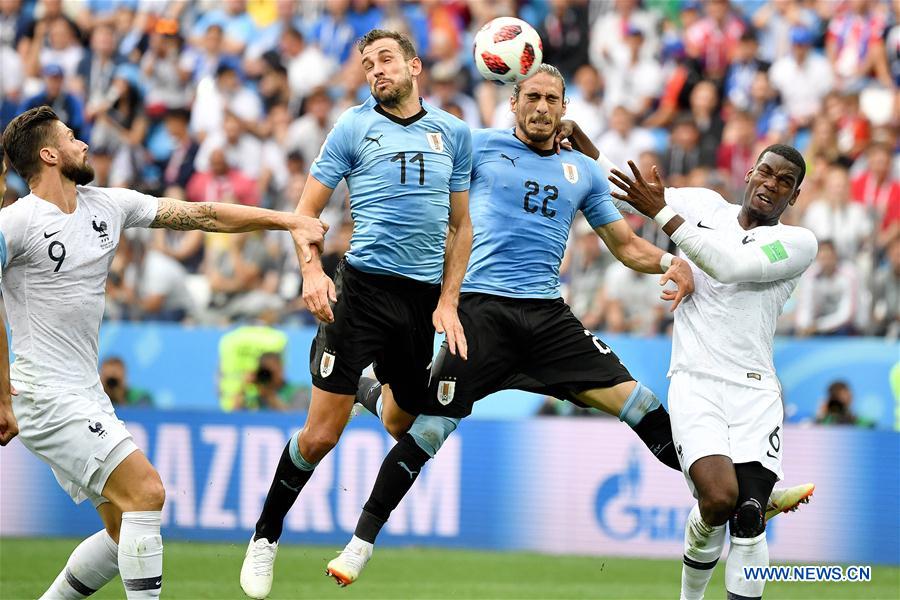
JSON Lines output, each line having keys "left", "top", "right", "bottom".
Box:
{"left": 141, "top": 20, "right": 191, "bottom": 112}
{"left": 190, "top": 0, "right": 257, "bottom": 56}
{"left": 73, "top": 23, "right": 120, "bottom": 109}
{"left": 536, "top": 0, "right": 590, "bottom": 80}
{"left": 563, "top": 219, "right": 609, "bottom": 330}
{"left": 663, "top": 115, "right": 709, "bottom": 186}
{"left": 595, "top": 105, "right": 656, "bottom": 171}
{"left": 795, "top": 240, "right": 860, "bottom": 336}
{"left": 309, "top": 0, "right": 357, "bottom": 66}
{"left": 190, "top": 61, "right": 263, "bottom": 142}
{"left": 815, "top": 380, "right": 872, "bottom": 426}
{"left": 180, "top": 22, "right": 229, "bottom": 85}
{"left": 19, "top": 64, "right": 87, "bottom": 140}
{"left": 0, "top": 0, "right": 27, "bottom": 50}
{"left": 870, "top": 237, "right": 900, "bottom": 338}
{"left": 825, "top": 91, "right": 871, "bottom": 159}
{"left": 280, "top": 26, "right": 335, "bottom": 104}
{"left": 752, "top": 0, "right": 820, "bottom": 64}
{"left": 25, "top": 14, "right": 85, "bottom": 81}
{"left": 245, "top": 0, "right": 305, "bottom": 63}
{"left": 601, "top": 262, "right": 667, "bottom": 336}
{"left": 565, "top": 64, "right": 605, "bottom": 141}
{"left": 688, "top": 80, "right": 724, "bottom": 162}
{"left": 769, "top": 26, "right": 835, "bottom": 130}
{"left": 825, "top": 0, "right": 893, "bottom": 91}
{"left": 218, "top": 323, "right": 287, "bottom": 411}
{"left": 187, "top": 147, "right": 259, "bottom": 206}
{"left": 600, "top": 25, "right": 663, "bottom": 119}
{"left": 684, "top": 0, "right": 746, "bottom": 82}
{"left": 101, "top": 356, "right": 154, "bottom": 407}
{"left": 717, "top": 110, "right": 757, "bottom": 197}
{"left": 589, "top": 0, "right": 660, "bottom": 70}
{"left": 426, "top": 63, "right": 480, "bottom": 128}
{"left": 236, "top": 352, "right": 310, "bottom": 412}
{"left": 204, "top": 231, "right": 284, "bottom": 322}
{"left": 745, "top": 70, "right": 789, "bottom": 141}
{"left": 284, "top": 87, "right": 334, "bottom": 168}
{"left": 723, "top": 30, "right": 769, "bottom": 113}
{"left": 160, "top": 107, "right": 199, "bottom": 194}
{"left": 195, "top": 110, "right": 262, "bottom": 180}
{"left": 802, "top": 161, "right": 873, "bottom": 260}
{"left": 851, "top": 142, "right": 900, "bottom": 251}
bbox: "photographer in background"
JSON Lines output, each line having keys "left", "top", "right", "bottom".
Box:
{"left": 236, "top": 352, "right": 309, "bottom": 412}
{"left": 815, "top": 380, "right": 873, "bottom": 427}
{"left": 100, "top": 356, "right": 154, "bottom": 407}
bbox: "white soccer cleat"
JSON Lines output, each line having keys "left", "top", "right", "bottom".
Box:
{"left": 765, "top": 483, "right": 815, "bottom": 521}
{"left": 325, "top": 539, "right": 373, "bottom": 587}
{"left": 240, "top": 536, "right": 278, "bottom": 599}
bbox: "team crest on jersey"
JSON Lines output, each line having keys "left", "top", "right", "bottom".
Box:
{"left": 320, "top": 351, "right": 336, "bottom": 378}
{"left": 426, "top": 132, "right": 444, "bottom": 153}
{"left": 437, "top": 379, "right": 456, "bottom": 405}
{"left": 562, "top": 163, "right": 578, "bottom": 184}
{"left": 93, "top": 218, "right": 114, "bottom": 249}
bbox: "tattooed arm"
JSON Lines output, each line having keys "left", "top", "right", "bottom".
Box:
{"left": 150, "top": 198, "right": 328, "bottom": 261}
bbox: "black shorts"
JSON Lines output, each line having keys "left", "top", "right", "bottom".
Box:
{"left": 426, "top": 293, "right": 634, "bottom": 418}
{"left": 310, "top": 260, "right": 441, "bottom": 413}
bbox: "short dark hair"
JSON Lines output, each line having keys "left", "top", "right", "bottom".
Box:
{"left": 755, "top": 143, "right": 806, "bottom": 186}
{"left": 2, "top": 106, "right": 62, "bottom": 183}
{"left": 357, "top": 29, "right": 417, "bottom": 60}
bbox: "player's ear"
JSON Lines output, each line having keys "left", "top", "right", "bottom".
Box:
{"left": 39, "top": 146, "right": 58, "bottom": 166}
{"left": 788, "top": 187, "right": 800, "bottom": 206}
{"left": 744, "top": 168, "right": 753, "bottom": 183}
{"left": 409, "top": 56, "right": 423, "bottom": 77}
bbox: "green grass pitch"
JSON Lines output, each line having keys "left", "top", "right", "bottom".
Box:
{"left": 1, "top": 539, "right": 897, "bottom": 599}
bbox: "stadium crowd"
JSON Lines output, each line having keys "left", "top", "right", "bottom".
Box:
{"left": 1, "top": 0, "right": 898, "bottom": 337}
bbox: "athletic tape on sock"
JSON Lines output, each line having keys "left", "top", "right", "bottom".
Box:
{"left": 288, "top": 430, "right": 318, "bottom": 471}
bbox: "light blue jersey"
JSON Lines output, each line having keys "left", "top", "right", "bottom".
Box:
{"left": 462, "top": 128, "right": 622, "bottom": 298}
{"left": 311, "top": 96, "right": 472, "bottom": 284}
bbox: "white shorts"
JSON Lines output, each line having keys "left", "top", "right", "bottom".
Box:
{"left": 668, "top": 371, "right": 784, "bottom": 497}
{"left": 12, "top": 381, "right": 138, "bottom": 506}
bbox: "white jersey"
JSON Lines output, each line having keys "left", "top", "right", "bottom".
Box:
{"left": 0, "top": 186, "right": 158, "bottom": 392}
{"left": 663, "top": 188, "right": 818, "bottom": 391}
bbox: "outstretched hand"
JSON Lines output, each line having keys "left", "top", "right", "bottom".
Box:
{"left": 553, "top": 120, "right": 576, "bottom": 154}
{"left": 608, "top": 160, "right": 668, "bottom": 218}
{"left": 659, "top": 257, "right": 694, "bottom": 312}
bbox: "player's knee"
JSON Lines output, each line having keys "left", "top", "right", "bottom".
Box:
{"left": 700, "top": 487, "right": 738, "bottom": 525}
{"left": 408, "top": 415, "right": 459, "bottom": 458}
{"left": 298, "top": 429, "right": 340, "bottom": 463}
{"left": 729, "top": 498, "right": 766, "bottom": 538}
{"left": 123, "top": 472, "right": 165, "bottom": 511}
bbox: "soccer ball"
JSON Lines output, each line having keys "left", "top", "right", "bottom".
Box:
{"left": 473, "top": 17, "right": 543, "bottom": 84}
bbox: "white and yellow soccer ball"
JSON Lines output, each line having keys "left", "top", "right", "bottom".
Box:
{"left": 473, "top": 17, "right": 543, "bottom": 84}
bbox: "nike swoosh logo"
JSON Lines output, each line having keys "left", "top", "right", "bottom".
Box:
{"left": 742, "top": 236, "right": 754, "bottom": 245}
{"left": 43, "top": 230, "right": 61, "bottom": 238}
{"left": 697, "top": 221, "right": 714, "bottom": 230}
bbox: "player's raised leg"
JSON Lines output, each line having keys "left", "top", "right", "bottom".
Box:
{"left": 100, "top": 450, "right": 166, "bottom": 599}
{"left": 326, "top": 413, "right": 459, "bottom": 586}
{"left": 724, "top": 463, "right": 778, "bottom": 600}
{"left": 241, "top": 388, "right": 355, "bottom": 598}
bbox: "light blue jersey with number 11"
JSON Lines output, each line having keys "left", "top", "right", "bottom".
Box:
{"left": 311, "top": 96, "right": 472, "bottom": 284}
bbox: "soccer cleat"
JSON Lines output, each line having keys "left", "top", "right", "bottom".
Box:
{"left": 240, "top": 536, "right": 278, "bottom": 599}
{"left": 765, "top": 483, "right": 815, "bottom": 521}
{"left": 325, "top": 541, "right": 373, "bottom": 587}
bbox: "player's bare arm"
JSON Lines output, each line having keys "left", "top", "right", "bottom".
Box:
{"left": 292, "top": 175, "right": 339, "bottom": 323}
{"left": 434, "top": 189, "right": 472, "bottom": 359}
{"left": 595, "top": 219, "right": 694, "bottom": 311}
{"left": 554, "top": 120, "right": 600, "bottom": 159}
{"left": 0, "top": 315, "right": 18, "bottom": 446}
{"left": 150, "top": 196, "right": 327, "bottom": 262}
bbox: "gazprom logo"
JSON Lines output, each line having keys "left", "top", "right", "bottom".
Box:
{"left": 594, "top": 447, "right": 690, "bottom": 541}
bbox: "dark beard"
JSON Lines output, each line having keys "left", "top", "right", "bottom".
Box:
{"left": 373, "top": 75, "right": 413, "bottom": 108}
{"left": 61, "top": 157, "right": 95, "bottom": 185}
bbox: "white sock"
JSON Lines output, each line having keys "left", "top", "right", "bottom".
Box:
{"left": 681, "top": 504, "right": 726, "bottom": 600}
{"left": 40, "top": 530, "right": 119, "bottom": 599}
{"left": 119, "top": 511, "right": 163, "bottom": 599}
{"left": 348, "top": 534, "right": 373, "bottom": 554}
{"left": 725, "top": 532, "right": 768, "bottom": 599}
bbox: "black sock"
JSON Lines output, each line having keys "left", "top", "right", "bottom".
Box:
{"left": 354, "top": 434, "right": 431, "bottom": 543}
{"left": 632, "top": 406, "right": 681, "bottom": 471}
{"left": 355, "top": 377, "right": 382, "bottom": 417}
{"left": 254, "top": 440, "right": 315, "bottom": 543}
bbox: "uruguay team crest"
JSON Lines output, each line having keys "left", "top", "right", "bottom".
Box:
{"left": 562, "top": 163, "right": 579, "bottom": 184}
{"left": 437, "top": 379, "right": 456, "bottom": 405}
{"left": 426, "top": 132, "right": 444, "bottom": 153}
{"left": 320, "top": 351, "right": 336, "bottom": 378}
